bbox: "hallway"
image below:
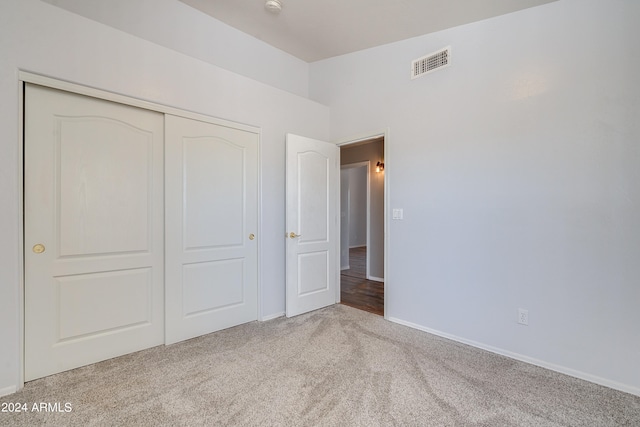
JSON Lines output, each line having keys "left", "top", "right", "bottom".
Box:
{"left": 340, "top": 247, "right": 384, "bottom": 316}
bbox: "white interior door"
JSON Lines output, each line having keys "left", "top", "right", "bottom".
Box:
{"left": 24, "top": 84, "right": 165, "bottom": 381}
{"left": 165, "top": 115, "right": 258, "bottom": 345}
{"left": 285, "top": 134, "right": 339, "bottom": 317}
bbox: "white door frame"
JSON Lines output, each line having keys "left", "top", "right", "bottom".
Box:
{"left": 16, "top": 71, "right": 263, "bottom": 391}
{"left": 336, "top": 129, "right": 389, "bottom": 319}
{"left": 340, "top": 162, "right": 371, "bottom": 279}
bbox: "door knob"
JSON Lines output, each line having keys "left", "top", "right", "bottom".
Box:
{"left": 289, "top": 232, "right": 302, "bottom": 239}
{"left": 33, "top": 244, "right": 45, "bottom": 254}
{"left": 249, "top": 233, "right": 255, "bottom": 240}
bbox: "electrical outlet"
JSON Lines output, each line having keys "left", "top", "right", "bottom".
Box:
{"left": 518, "top": 308, "right": 529, "bottom": 326}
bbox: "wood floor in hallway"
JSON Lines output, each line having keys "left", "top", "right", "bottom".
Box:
{"left": 340, "top": 247, "right": 384, "bottom": 316}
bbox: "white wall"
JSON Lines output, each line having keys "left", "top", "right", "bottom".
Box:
{"left": 347, "top": 167, "right": 367, "bottom": 248}
{"left": 310, "top": 0, "right": 640, "bottom": 395}
{"left": 40, "top": 0, "right": 310, "bottom": 98}
{"left": 0, "top": 0, "right": 329, "bottom": 395}
{"left": 339, "top": 170, "right": 350, "bottom": 269}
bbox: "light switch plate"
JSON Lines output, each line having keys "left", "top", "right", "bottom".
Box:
{"left": 392, "top": 209, "right": 403, "bottom": 220}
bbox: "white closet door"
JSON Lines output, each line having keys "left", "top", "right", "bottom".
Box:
{"left": 165, "top": 115, "right": 258, "bottom": 345}
{"left": 24, "top": 84, "right": 165, "bottom": 381}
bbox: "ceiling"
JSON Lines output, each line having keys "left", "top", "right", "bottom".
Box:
{"left": 179, "top": 0, "right": 557, "bottom": 62}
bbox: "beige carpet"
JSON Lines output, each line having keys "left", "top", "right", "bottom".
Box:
{"left": 1, "top": 305, "right": 639, "bottom": 426}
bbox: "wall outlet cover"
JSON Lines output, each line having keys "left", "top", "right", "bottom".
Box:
{"left": 518, "top": 308, "right": 529, "bottom": 325}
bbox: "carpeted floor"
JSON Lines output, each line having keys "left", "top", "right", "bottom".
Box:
{"left": 1, "top": 305, "right": 639, "bottom": 426}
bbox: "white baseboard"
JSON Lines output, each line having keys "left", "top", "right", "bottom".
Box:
{"left": 388, "top": 317, "right": 640, "bottom": 398}
{"left": 341, "top": 265, "right": 350, "bottom": 271}
{"left": 0, "top": 385, "right": 17, "bottom": 398}
{"left": 368, "top": 276, "right": 384, "bottom": 282}
{"left": 260, "top": 311, "right": 285, "bottom": 322}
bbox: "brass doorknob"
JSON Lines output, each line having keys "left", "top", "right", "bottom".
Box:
{"left": 33, "top": 244, "right": 45, "bottom": 254}
{"left": 249, "top": 233, "right": 255, "bottom": 240}
{"left": 289, "top": 232, "right": 302, "bottom": 239}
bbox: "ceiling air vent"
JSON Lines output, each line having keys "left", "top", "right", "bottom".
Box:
{"left": 411, "top": 46, "right": 451, "bottom": 79}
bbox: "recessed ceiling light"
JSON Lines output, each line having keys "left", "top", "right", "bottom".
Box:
{"left": 265, "top": 0, "right": 282, "bottom": 14}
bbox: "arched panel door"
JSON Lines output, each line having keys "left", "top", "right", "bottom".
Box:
{"left": 165, "top": 115, "right": 258, "bottom": 344}
{"left": 285, "top": 134, "right": 339, "bottom": 317}
{"left": 24, "top": 84, "right": 165, "bottom": 381}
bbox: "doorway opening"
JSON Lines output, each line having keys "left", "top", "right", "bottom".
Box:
{"left": 339, "top": 136, "right": 384, "bottom": 316}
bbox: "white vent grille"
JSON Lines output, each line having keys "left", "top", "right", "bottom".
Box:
{"left": 411, "top": 47, "right": 451, "bottom": 79}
